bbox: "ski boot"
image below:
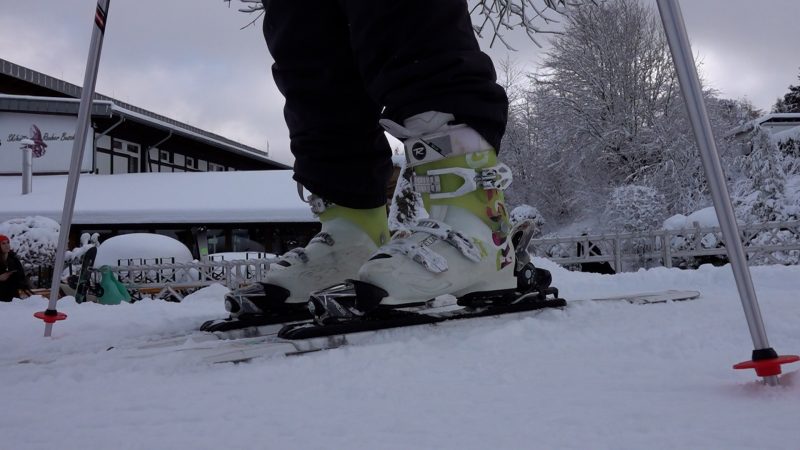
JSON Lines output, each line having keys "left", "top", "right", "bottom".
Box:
{"left": 201, "top": 194, "right": 390, "bottom": 332}
{"left": 308, "top": 111, "right": 559, "bottom": 325}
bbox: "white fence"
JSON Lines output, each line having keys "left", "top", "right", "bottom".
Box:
{"left": 529, "top": 220, "right": 800, "bottom": 272}
{"left": 93, "top": 220, "right": 800, "bottom": 293}
{"left": 106, "top": 257, "right": 277, "bottom": 291}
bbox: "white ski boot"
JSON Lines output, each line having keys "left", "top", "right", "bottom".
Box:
{"left": 310, "top": 112, "right": 541, "bottom": 324}
{"left": 214, "top": 192, "right": 390, "bottom": 328}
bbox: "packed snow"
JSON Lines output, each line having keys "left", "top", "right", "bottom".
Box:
{"left": 1, "top": 259, "right": 799, "bottom": 450}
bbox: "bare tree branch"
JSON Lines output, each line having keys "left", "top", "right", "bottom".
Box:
{"left": 224, "top": 0, "right": 600, "bottom": 49}
{"left": 224, "top": 0, "right": 264, "bottom": 29}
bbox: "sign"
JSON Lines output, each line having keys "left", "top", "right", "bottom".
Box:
{"left": 0, "top": 112, "right": 93, "bottom": 174}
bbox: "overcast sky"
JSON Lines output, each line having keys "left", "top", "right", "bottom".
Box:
{"left": 1, "top": 1, "right": 798, "bottom": 165}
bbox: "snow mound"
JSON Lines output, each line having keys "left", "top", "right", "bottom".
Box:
{"left": 94, "top": 233, "right": 193, "bottom": 267}
{"left": 663, "top": 206, "right": 721, "bottom": 230}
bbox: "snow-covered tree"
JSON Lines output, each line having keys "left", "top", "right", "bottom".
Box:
{"left": 731, "top": 125, "right": 799, "bottom": 224}
{"left": 604, "top": 185, "right": 667, "bottom": 232}
{"left": 500, "top": 0, "right": 751, "bottom": 230}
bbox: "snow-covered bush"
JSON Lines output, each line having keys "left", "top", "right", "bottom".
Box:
{"left": 661, "top": 207, "right": 727, "bottom": 269}
{"left": 0, "top": 216, "right": 59, "bottom": 267}
{"left": 605, "top": 185, "right": 667, "bottom": 232}
{"left": 510, "top": 204, "right": 545, "bottom": 237}
{"left": 65, "top": 232, "right": 100, "bottom": 265}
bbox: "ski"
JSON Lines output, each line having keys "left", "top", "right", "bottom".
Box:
{"left": 572, "top": 289, "right": 699, "bottom": 305}
{"left": 12, "top": 289, "right": 700, "bottom": 366}
{"left": 197, "top": 289, "right": 700, "bottom": 364}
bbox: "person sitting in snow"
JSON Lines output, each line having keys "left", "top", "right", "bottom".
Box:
{"left": 0, "top": 234, "right": 32, "bottom": 302}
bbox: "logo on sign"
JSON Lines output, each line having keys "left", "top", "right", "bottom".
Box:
{"left": 19, "top": 125, "right": 48, "bottom": 158}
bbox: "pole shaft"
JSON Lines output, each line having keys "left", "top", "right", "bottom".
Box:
{"left": 655, "top": 0, "right": 776, "bottom": 384}
{"left": 22, "top": 148, "right": 32, "bottom": 194}
{"left": 45, "top": 0, "right": 111, "bottom": 337}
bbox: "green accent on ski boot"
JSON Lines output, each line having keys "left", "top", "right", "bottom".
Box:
{"left": 415, "top": 150, "right": 511, "bottom": 243}
{"left": 319, "top": 204, "right": 390, "bottom": 247}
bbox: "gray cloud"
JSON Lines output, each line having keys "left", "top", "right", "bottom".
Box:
{"left": 1, "top": 1, "right": 797, "bottom": 165}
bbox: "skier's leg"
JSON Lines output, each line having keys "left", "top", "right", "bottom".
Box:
{"left": 262, "top": 0, "right": 393, "bottom": 209}
{"left": 339, "top": 0, "right": 509, "bottom": 150}
{"left": 309, "top": 2, "right": 520, "bottom": 319}
{"left": 224, "top": 1, "right": 391, "bottom": 319}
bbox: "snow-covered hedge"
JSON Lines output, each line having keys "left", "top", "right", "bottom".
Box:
{"left": 0, "top": 216, "right": 59, "bottom": 267}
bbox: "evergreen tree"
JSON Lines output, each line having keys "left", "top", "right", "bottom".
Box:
{"left": 772, "top": 68, "right": 800, "bottom": 113}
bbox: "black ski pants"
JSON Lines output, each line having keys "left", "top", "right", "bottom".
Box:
{"left": 262, "top": 0, "right": 509, "bottom": 209}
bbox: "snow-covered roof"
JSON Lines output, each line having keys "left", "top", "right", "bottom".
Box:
{"left": 727, "top": 113, "right": 800, "bottom": 138}
{"left": 0, "top": 171, "right": 315, "bottom": 225}
{"left": 756, "top": 112, "right": 800, "bottom": 123}
{"left": 0, "top": 93, "right": 284, "bottom": 166}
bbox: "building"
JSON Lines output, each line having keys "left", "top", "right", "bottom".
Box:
{"left": 0, "top": 57, "right": 290, "bottom": 175}
{"left": 0, "top": 171, "right": 318, "bottom": 259}
{"left": 0, "top": 58, "right": 321, "bottom": 259}
{"left": 727, "top": 112, "right": 800, "bottom": 155}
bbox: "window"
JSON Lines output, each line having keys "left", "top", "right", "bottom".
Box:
{"left": 206, "top": 229, "right": 227, "bottom": 254}
{"left": 113, "top": 155, "right": 128, "bottom": 174}
{"left": 186, "top": 156, "right": 196, "bottom": 170}
{"left": 96, "top": 138, "right": 142, "bottom": 174}
{"left": 233, "top": 229, "right": 265, "bottom": 252}
{"left": 95, "top": 135, "right": 111, "bottom": 150}
{"left": 96, "top": 151, "right": 111, "bottom": 174}
{"left": 159, "top": 150, "right": 171, "bottom": 163}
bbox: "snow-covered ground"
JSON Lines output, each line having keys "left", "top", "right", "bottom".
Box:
{"left": 2, "top": 259, "right": 799, "bottom": 450}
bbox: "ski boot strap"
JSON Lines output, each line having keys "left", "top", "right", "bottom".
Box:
{"left": 381, "top": 111, "right": 513, "bottom": 199}
{"left": 378, "top": 219, "right": 482, "bottom": 274}
{"left": 412, "top": 163, "right": 512, "bottom": 199}
{"left": 380, "top": 111, "right": 492, "bottom": 167}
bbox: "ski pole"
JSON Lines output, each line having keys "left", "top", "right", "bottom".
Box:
{"left": 36, "top": 0, "right": 111, "bottom": 337}
{"left": 655, "top": 0, "right": 798, "bottom": 385}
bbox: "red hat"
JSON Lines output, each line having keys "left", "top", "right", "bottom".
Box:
{"left": 0, "top": 234, "right": 8, "bottom": 243}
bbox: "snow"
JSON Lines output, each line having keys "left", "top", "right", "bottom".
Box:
{"left": 0, "top": 171, "right": 315, "bottom": 224}
{"left": 663, "top": 206, "right": 722, "bottom": 230}
{"left": 2, "top": 261, "right": 799, "bottom": 450}
{"left": 94, "top": 233, "right": 193, "bottom": 267}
